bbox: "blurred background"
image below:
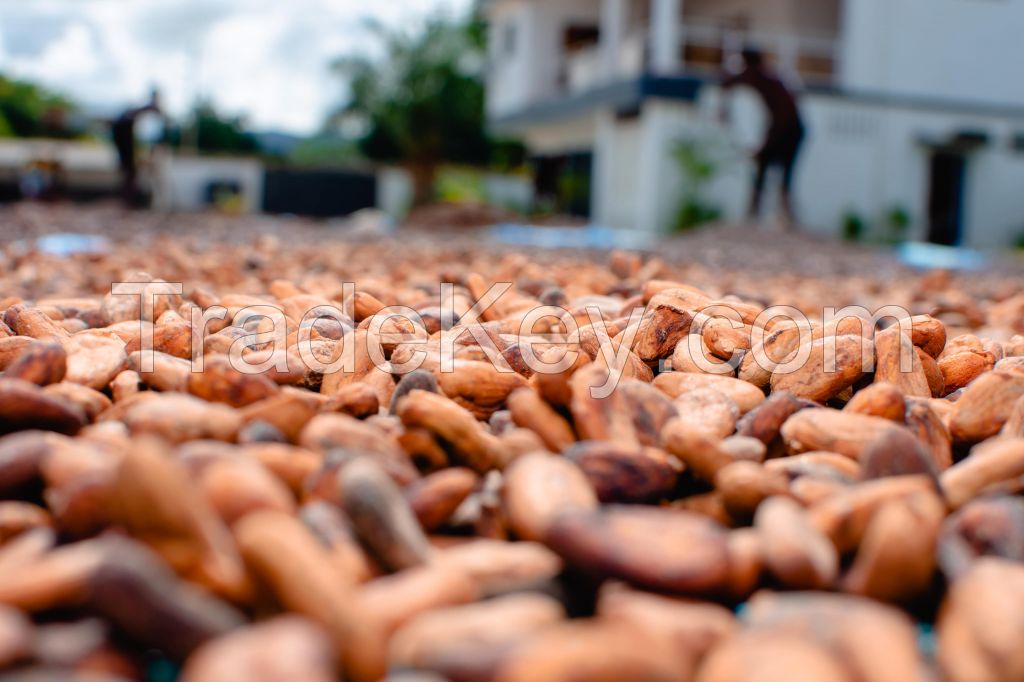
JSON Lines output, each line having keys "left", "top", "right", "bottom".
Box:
{"left": 2, "top": 0, "right": 1024, "bottom": 254}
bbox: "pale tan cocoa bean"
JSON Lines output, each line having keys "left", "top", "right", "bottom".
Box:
{"left": 198, "top": 458, "right": 295, "bottom": 527}
{"left": 298, "top": 412, "right": 416, "bottom": 484}
{"left": 807, "top": 475, "right": 936, "bottom": 553}
{"left": 128, "top": 350, "right": 191, "bottom": 392}
{"left": 405, "top": 467, "right": 478, "bottom": 532}
{"left": 337, "top": 457, "right": 432, "bottom": 572}
{"left": 110, "top": 369, "right": 141, "bottom": 402}
{"left": 299, "top": 501, "right": 374, "bottom": 584}
{"left": 716, "top": 461, "right": 790, "bottom": 523}
{"left": 672, "top": 334, "right": 736, "bottom": 376}
{"left": 873, "top": 329, "right": 932, "bottom": 398}
{"left": 654, "top": 373, "right": 765, "bottom": 414}
{"left": 4, "top": 341, "right": 66, "bottom": 386}
{"left": 63, "top": 333, "right": 127, "bottom": 390}
{"left": 780, "top": 408, "right": 904, "bottom": 460}
{"left": 0, "top": 336, "right": 35, "bottom": 370}
{"left": 544, "top": 506, "right": 730, "bottom": 595}
{"left": 390, "top": 593, "right": 564, "bottom": 679}
{"left": 354, "top": 562, "right": 479, "bottom": 638}
{"left": 843, "top": 381, "right": 905, "bottom": 421}
{"left": 3, "top": 304, "right": 70, "bottom": 341}
{"left": 697, "top": 631, "right": 848, "bottom": 682}
{"left": 904, "top": 399, "right": 954, "bottom": 471}
{"left": 937, "top": 496, "right": 1024, "bottom": 579}
{"left": 502, "top": 453, "right": 597, "bottom": 542}
{"left": 122, "top": 393, "right": 242, "bottom": 443}
{"left": 236, "top": 390, "right": 317, "bottom": 442}
{"left": 723, "top": 528, "right": 763, "bottom": 600}
{"left": 0, "top": 538, "right": 107, "bottom": 611}
{"left": 111, "top": 437, "right": 250, "bottom": 601}
{"left": 597, "top": 582, "right": 735, "bottom": 667}
{"left": 702, "top": 318, "right": 751, "bottom": 361}
{"left": 435, "top": 538, "right": 562, "bottom": 594}
{"left": 434, "top": 361, "right": 528, "bottom": 419}
{"left": 529, "top": 344, "right": 591, "bottom": 409}
{"left": 741, "top": 591, "right": 923, "bottom": 682}
{"left": 234, "top": 511, "right": 385, "bottom": 682}
{"left": 42, "top": 382, "right": 111, "bottom": 422}
{"left": 187, "top": 355, "right": 279, "bottom": 408}
{"left": 1002, "top": 395, "right": 1024, "bottom": 437}
{"left": 738, "top": 324, "right": 810, "bottom": 389}
{"left": 631, "top": 293, "right": 696, "bottom": 362}
{"left": 948, "top": 369, "right": 1024, "bottom": 442}
{"left": 321, "top": 382, "right": 380, "bottom": 419}
{"left": 765, "top": 451, "right": 860, "bottom": 481}
{"left": 494, "top": 620, "right": 681, "bottom": 682}
{"left": 507, "top": 387, "right": 576, "bottom": 452}
{"left": 672, "top": 387, "right": 741, "bottom": 440}
{"left": 842, "top": 490, "right": 944, "bottom": 602}
{"left": 940, "top": 437, "right": 1024, "bottom": 509}
{"left": 397, "top": 390, "right": 499, "bottom": 473}
{"left": 937, "top": 558, "right": 1024, "bottom": 682}
{"left": 770, "top": 335, "right": 872, "bottom": 403}
{"left": 756, "top": 496, "right": 838, "bottom": 589}
{"left": 662, "top": 424, "right": 762, "bottom": 483}
{"left": 919, "top": 347, "right": 945, "bottom": 397}
{"left": 180, "top": 616, "right": 336, "bottom": 682}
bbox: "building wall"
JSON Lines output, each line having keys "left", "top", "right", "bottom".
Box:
{"left": 487, "top": 0, "right": 602, "bottom": 119}
{"left": 521, "top": 88, "right": 1024, "bottom": 248}
{"left": 840, "top": 0, "right": 1024, "bottom": 108}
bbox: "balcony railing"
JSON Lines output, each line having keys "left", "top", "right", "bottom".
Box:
{"left": 681, "top": 21, "right": 840, "bottom": 85}
{"left": 560, "top": 20, "right": 840, "bottom": 97}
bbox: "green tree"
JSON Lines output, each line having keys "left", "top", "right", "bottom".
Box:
{"left": 0, "top": 74, "right": 79, "bottom": 139}
{"left": 331, "top": 13, "right": 492, "bottom": 206}
{"left": 165, "top": 101, "right": 261, "bottom": 155}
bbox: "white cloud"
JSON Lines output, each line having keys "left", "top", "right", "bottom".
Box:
{"left": 0, "top": 0, "right": 474, "bottom": 134}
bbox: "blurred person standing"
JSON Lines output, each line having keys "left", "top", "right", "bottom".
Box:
{"left": 111, "top": 90, "right": 162, "bottom": 207}
{"left": 720, "top": 48, "right": 805, "bottom": 229}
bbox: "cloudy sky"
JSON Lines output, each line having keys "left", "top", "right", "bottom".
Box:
{"left": 0, "top": 0, "right": 473, "bottom": 134}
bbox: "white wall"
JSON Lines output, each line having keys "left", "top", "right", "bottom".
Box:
{"left": 153, "top": 156, "right": 264, "bottom": 213}
{"left": 487, "top": 0, "right": 602, "bottom": 118}
{"left": 576, "top": 88, "right": 1024, "bottom": 247}
{"left": 841, "top": 0, "right": 1024, "bottom": 108}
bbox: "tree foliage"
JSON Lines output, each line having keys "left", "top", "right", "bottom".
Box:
{"left": 164, "top": 101, "right": 261, "bottom": 155}
{"left": 331, "top": 13, "right": 520, "bottom": 204}
{"left": 0, "top": 75, "right": 80, "bottom": 139}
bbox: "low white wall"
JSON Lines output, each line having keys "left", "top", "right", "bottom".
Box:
{"left": 153, "top": 155, "right": 264, "bottom": 214}
{"left": 587, "top": 88, "right": 1024, "bottom": 247}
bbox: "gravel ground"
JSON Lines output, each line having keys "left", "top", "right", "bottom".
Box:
{"left": 2, "top": 201, "right": 1022, "bottom": 300}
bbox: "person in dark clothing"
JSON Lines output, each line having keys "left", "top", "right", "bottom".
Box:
{"left": 111, "top": 90, "right": 161, "bottom": 207}
{"left": 721, "top": 48, "right": 805, "bottom": 228}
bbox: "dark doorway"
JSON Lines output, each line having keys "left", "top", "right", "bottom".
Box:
{"left": 532, "top": 152, "right": 593, "bottom": 218}
{"left": 927, "top": 151, "right": 966, "bottom": 246}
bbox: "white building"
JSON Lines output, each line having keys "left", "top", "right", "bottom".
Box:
{"left": 483, "top": 0, "right": 1024, "bottom": 248}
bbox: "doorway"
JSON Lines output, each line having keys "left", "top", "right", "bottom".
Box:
{"left": 927, "top": 150, "right": 966, "bottom": 246}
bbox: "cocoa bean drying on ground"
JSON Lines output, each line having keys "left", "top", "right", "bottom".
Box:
{"left": 1, "top": 203, "right": 1024, "bottom": 681}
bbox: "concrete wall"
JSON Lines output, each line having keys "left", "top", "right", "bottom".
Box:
{"left": 153, "top": 155, "right": 264, "bottom": 214}
{"left": 487, "top": 0, "right": 602, "bottom": 118}
{"left": 840, "top": 0, "right": 1024, "bottom": 108}
{"left": 601, "top": 89, "right": 1024, "bottom": 248}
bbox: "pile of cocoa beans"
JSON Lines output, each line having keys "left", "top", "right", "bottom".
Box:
{"left": 2, "top": 234, "right": 1024, "bottom": 682}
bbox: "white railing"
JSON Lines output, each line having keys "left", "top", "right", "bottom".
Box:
{"left": 680, "top": 20, "right": 840, "bottom": 84}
